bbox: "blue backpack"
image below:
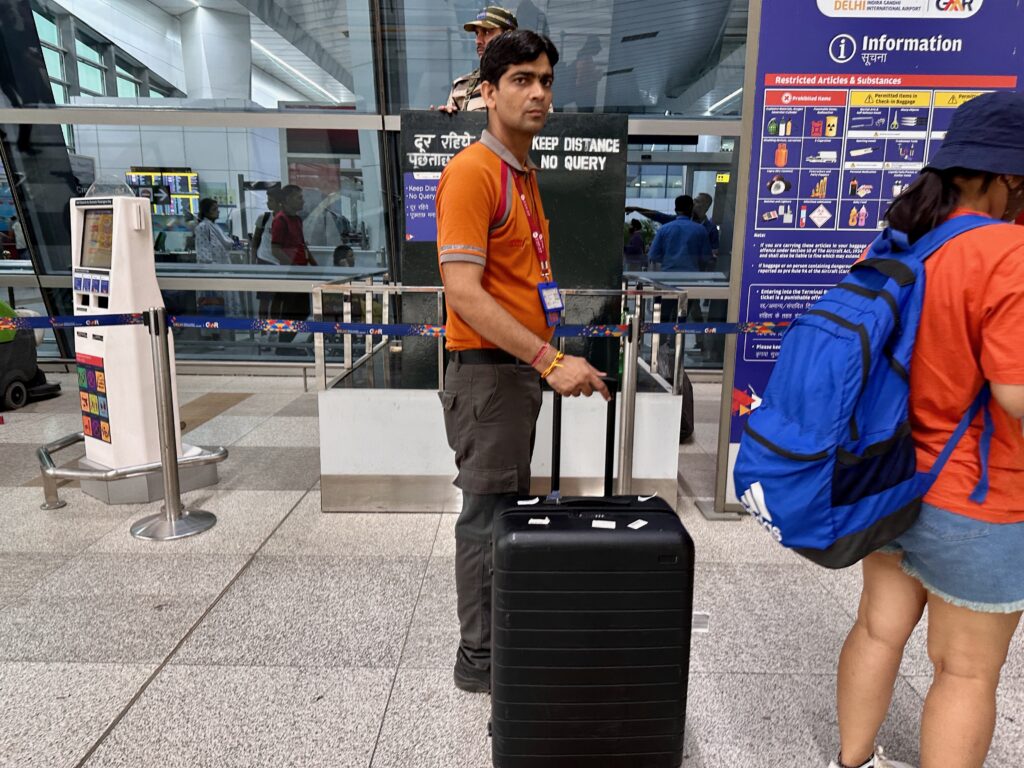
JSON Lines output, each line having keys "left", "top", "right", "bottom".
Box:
{"left": 733, "top": 215, "right": 998, "bottom": 568}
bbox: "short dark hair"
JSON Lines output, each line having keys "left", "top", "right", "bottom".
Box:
{"left": 629, "top": 219, "right": 642, "bottom": 231}
{"left": 480, "top": 29, "right": 559, "bottom": 87}
{"left": 675, "top": 195, "right": 695, "bottom": 216}
{"left": 281, "top": 184, "right": 303, "bottom": 198}
{"left": 199, "top": 197, "right": 219, "bottom": 220}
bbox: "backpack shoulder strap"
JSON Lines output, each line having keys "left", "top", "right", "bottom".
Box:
{"left": 906, "top": 214, "right": 1000, "bottom": 261}
{"left": 853, "top": 215, "right": 1000, "bottom": 283}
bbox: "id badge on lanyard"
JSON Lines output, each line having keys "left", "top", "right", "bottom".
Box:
{"left": 512, "top": 167, "right": 563, "bottom": 327}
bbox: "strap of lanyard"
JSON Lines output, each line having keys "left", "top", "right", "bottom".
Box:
{"left": 509, "top": 164, "right": 551, "bottom": 281}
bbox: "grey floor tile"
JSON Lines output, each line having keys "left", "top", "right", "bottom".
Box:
{"left": 0, "top": 488, "right": 140, "bottom": 555}
{"left": 215, "top": 375, "right": 309, "bottom": 393}
{"left": 213, "top": 446, "right": 321, "bottom": 491}
{"left": 16, "top": 390, "right": 81, "bottom": 413}
{"left": 680, "top": 508, "right": 807, "bottom": 565}
{"left": 370, "top": 667, "right": 491, "bottom": 768}
{"left": 682, "top": 673, "right": 922, "bottom": 767}
{"left": 173, "top": 555, "right": 426, "bottom": 668}
{"left": 0, "top": 591, "right": 215, "bottom": 663}
{"left": 0, "top": 413, "right": 83, "bottom": 444}
{"left": 679, "top": 437, "right": 711, "bottom": 456}
{"left": 693, "top": 423, "right": 721, "bottom": 457}
{"left": 0, "top": 553, "right": 67, "bottom": 608}
{"left": 83, "top": 665, "right": 392, "bottom": 768}
{"left": 904, "top": 675, "right": 1024, "bottom": 767}
{"left": 234, "top": 416, "right": 319, "bottom": 447}
{"left": 182, "top": 415, "right": 267, "bottom": 448}
{"left": 84, "top": 490, "right": 305, "bottom": 556}
{"left": 679, "top": 452, "right": 718, "bottom": 499}
{"left": 33, "top": 553, "right": 247, "bottom": 601}
{"left": 176, "top": 375, "right": 228, "bottom": 393}
{"left": 401, "top": 557, "right": 457, "bottom": 669}
{"left": 263, "top": 495, "right": 440, "bottom": 557}
{"left": 1, "top": 441, "right": 84, "bottom": 487}
{"left": 432, "top": 514, "right": 458, "bottom": 557}
{"left": 0, "top": 661, "right": 153, "bottom": 768}
{"left": 274, "top": 393, "right": 320, "bottom": 417}
{"left": 690, "top": 563, "right": 854, "bottom": 674}
{"left": 220, "top": 392, "right": 303, "bottom": 417}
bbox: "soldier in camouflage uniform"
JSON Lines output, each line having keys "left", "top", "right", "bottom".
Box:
{"left": 443, "top": 6, "right": 518, "bottom": 113}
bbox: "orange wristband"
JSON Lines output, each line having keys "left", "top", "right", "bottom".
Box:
{"left": 540, "top": 351, "right": 564, "bottom": 379}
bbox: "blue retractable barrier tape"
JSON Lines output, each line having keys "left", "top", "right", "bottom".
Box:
{"left": 0, "top": 314, "right": 790, "bottom": 337}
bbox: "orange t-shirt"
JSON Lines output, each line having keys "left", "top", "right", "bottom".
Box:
{"left": 911, "top": 210, "right": 1024, "bottom": 522}
{"left": 435, "top": 131, "right": 554, "bottom": 351}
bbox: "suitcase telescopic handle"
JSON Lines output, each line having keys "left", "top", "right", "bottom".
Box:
{"left": 550, "top": 378, "right": 617, "bottom": 499}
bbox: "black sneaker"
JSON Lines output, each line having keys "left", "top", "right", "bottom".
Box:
{"left": 453, "top": 657, "right": 490, "bottom": 694}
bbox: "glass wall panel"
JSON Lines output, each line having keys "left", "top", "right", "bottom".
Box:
{"left": 33, "top": 10, "right": 59, "bottom": 46}
{"left": 77, "top": 62, "right": 105, "bottom": 95}
{"left": 14, "top": 1, "right": 379, "bottom": 112}
{"left": 2, "top": 122, "right": 389, "bottom": 362}
{"left": 382, "top": 0, "right": 748, "bottom": 117}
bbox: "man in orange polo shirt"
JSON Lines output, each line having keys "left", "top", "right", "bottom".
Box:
{"left": 435, "top": 29, "right": 609, "bottom": 694}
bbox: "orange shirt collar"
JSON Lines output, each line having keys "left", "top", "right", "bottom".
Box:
{"left": 479, "top": 129, "right": 540, "bottom": 173}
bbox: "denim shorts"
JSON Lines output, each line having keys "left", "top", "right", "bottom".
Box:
{"left": 880, "top": 502, "right": 1024, "bottom": 613}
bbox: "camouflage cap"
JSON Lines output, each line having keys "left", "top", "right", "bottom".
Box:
{"left": 463, "top": 5, "right": 518, "bottom": 32}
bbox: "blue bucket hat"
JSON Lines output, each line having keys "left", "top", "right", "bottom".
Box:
{"left": 927, "top": 91, "right": 1024, "bottom": 176}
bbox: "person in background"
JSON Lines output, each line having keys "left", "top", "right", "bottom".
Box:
{"left": 11, "top": 215, "right": 26, "bottom": 260}
{"left": 692, "top": 192, "right": 720, "bottom": 261}
{"left": 252, "top": 186, "right": 282, "bottom": 320}
{"left": 194, "top": 197, "right": 243, "bottom": 320}
{"left": 647, "top": 195, "right": 712, "bottom": 273}
{"left": 827, "top": 91, "right": 1024, "bottom": 768}
{"left": 623, "top": 218, "right": 646, "bottom": 272}
{"left": 441, "top": 6, "right": 519, "bottom": 113}
{"left": 270, "top": 184, "right": 317, "bottom": 351}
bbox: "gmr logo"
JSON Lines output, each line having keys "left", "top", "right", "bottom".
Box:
{"left": 739, "top": 482, "right": 783, "bottom": 543}
{"left": 936, "top": 0, "right": 974, "bottom": 10}
{"left": 829, "top": 34, "right": 857, "bottom": 64}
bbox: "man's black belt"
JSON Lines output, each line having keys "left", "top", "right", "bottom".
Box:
{"left": 451, "top": 349, "right": 522, "bottom": 365}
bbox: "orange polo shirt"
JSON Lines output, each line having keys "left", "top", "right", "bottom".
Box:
{"left": 435, "top": 130, "right": 554, "bottom": 352}
{"left": 911, "top": 210, "right": 1024, "bottom": 522}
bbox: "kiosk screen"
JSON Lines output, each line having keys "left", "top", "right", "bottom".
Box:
{"left": 81, "top": 210, "right": 114, "bottom": 269}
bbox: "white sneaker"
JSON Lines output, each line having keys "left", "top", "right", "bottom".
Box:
{"left": 827, "top": 746, "right": 916, "bottom": 768}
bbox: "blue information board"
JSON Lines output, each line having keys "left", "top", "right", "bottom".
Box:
{"left": 728, "top": 0, "right": 1023, "bottom": 449}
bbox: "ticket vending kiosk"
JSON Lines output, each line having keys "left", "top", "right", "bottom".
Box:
{"left": 71, "top": 193, "right": 218, "bottom": 502}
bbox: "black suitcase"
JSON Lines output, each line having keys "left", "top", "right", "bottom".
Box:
{"left": 491, "top": 386, "right": 695, "bottom": 768}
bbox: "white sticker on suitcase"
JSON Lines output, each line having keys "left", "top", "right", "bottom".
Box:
{"left": 638, "top": 494, "right": 658, "bottom": 502}
{"left": 517, "top": 497, "right": 540, "bottom": 506}
{"left": 592, "top": 520, "right": 616, "bottom": 530}
{"left": 628, "top": 519, "right": 648, "bottom": 530}
{"left": 528, "top": 517, "right": 550, "bottom": 526}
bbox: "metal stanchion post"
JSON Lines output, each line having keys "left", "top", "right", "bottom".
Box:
{"left": 673, "top": 289, "right": 687, "bottom": 396}
{"left": 130, "top": 307, "right": 217, "bottom": 541}
{"left": 615, "top": 312, "right": 641, "bottom": 495}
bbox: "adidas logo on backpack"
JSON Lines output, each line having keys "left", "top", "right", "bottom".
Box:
{"left": 733, "top": 216, "right": 998, "bottom": 569}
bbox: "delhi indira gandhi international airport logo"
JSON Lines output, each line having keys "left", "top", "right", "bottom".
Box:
{"left": 829, "top": 34, "right": 858, "bottom": 64}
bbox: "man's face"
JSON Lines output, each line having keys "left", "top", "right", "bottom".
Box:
{"left": 693, "top": 197, "right": 710, "bottom": 219}
{"left": 284, "top": 191, "right": 304, "bottom": 215}
{"left": 474, "top": 26, "right": 503, "bottom": 58}
{"left": 481, "top": 53, "right": 554, "bottom": 136}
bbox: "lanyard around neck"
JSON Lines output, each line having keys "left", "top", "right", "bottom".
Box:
{"left": 508, "top": 163, "right": 551, "bottom": 281}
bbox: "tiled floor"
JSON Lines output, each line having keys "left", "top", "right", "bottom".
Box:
{"left": 0, "top": 373, "right": 1021, "bottom": 767}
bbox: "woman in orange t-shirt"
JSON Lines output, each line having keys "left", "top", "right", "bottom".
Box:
{"left": 831, "top": 92, "right": 1024, "bottom": 768}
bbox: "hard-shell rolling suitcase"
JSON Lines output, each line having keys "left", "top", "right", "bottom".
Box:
{"left": 491, "top": 386, "right": 695, "bottom": 768}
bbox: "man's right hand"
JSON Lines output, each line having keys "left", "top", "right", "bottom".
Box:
{"left": 543, "top": 354, "right": 611, "bottom": 401}
{"left": 434, "top": 104, "right": 458, "bottom": 114}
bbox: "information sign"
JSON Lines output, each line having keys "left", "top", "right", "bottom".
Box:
{"left": 725, "top": 0, "right": 1023, "bottom": 500}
